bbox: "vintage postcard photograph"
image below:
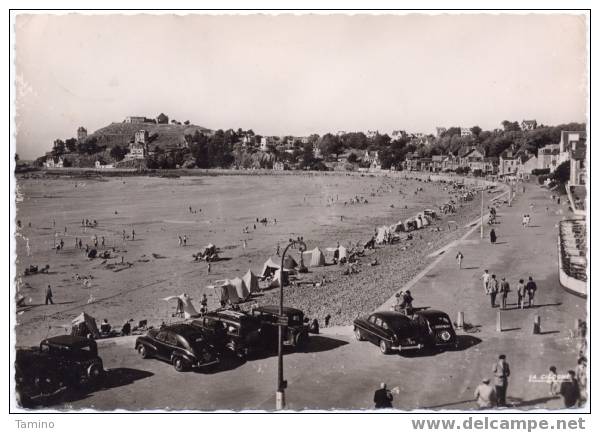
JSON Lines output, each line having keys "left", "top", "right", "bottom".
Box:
{"left": 10, "top": 11, "right": 589, "bottom": 414}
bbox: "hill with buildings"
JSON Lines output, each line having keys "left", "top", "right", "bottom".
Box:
{"left": 88, "top": 121, "right": 212, "bottom": 151}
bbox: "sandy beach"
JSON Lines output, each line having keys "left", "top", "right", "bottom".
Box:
{"left": 14, "top": 171, "right": 494, "bottom": 346}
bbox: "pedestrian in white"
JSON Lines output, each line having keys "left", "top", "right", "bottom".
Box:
{"left": 456, "top": 251, "right": 464, "bottom": 269}
{"left": 481, "top": 270, "right": 491, "bottom": 294}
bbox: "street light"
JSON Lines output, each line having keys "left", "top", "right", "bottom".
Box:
{"left": 276, "top": 236, "right": 306, "bottom": 410}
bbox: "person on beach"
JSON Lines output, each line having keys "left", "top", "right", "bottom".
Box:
{"left": 481, "top": 270, "right": 491, "bottom": 294}
{"left": 276, "top": 244, "right": 280, "bottom": 257}
{"left": 576, "top": 357, "right": 587, "bottom": 405}
{"left": 490, "top": 229, "right": 497, "bottom": 244}
{"left": 78, "top": 239, "right": 83, "bottom": 249}
{"left": 101, "top": 236, "right": 105, "bottom": 248}
{"left": 183, "top": 235, "right": 187, "bottom": 246}
{"left": 474, "top": 378, "right": 497, "bottom": 409}
{"left": 45, "top": 284, "right": 54, "bottom": 305}
{"left": 525, "top": 276, "right": 537, "bottom": 307}
{"left": 516, "top": 279, "right": 526, "bottom": 309}
{"left": 493, "top": 354, "right": 510, "bottom": 407}
{"left": 178, "top": 235, "right": 183, "bottom": 247}
{"left": 489, "top": 275, "right": 499, "bottom": 307}
{"left": 132, "top": 229, "right": 135, "bottom": 240}
{"left": 499, "top": 278, "right": 510, "bottom": 309}
{"left": 456, "top": 251, "right": 464, "bottom": 269}
{"left": 122, "top": 230, "right": 126, "bottom": 241}
{"left": 207, "top": 262, "right": 211, "bottom": 274}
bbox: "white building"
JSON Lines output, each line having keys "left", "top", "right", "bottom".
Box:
{"left": 43, "top": 156, "right": 64, "bottom": 168}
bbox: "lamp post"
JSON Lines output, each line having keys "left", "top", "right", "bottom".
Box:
{"left": 276, "top": 237, "right": 306, "bottom": 410}
{"left": 480, "top": 189, "right": 484, "bottom": 239}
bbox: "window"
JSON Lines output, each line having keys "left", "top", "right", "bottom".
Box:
{"left": 156, "top": 331, "right": 168, "bottom": 342}
{"left": 165, "top": 332, "right": 178, "bottom": 346}
{"left": 375, "top": 318, "right": 384, "bottom": 328}
{"left": 369, "top": 316, "right": 377, "bottom": 324}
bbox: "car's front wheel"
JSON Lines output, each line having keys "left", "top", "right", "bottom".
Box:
{"left": 294, "top": 332, "right": 308, "bottom": 350}
{"left": 354, "top": 327, "right": 364, "bottom": 341}
{"left": 87, "top": 362, "right": 104, "bottom": 385}
{"left": 173, "top": 357, "right": 189, "bottom": 372}
{"left": 137, "top": 345, "right": 149, "bottom": 359}
{"left": 379, "top": 339, "right": 391, "bottom": 354}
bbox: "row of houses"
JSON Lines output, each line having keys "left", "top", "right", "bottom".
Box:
{"left": 399, "top": 130, "right": 586, "bottom": 182}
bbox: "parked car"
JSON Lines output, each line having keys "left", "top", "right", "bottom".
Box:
{"left": 135, "top": 323, "right": 220, "bottom": 372}
{"left": 15, "top": 335, "right": 104, "bottom": 407}
{"left": 353, "top": 311, "right": 424, "bottom": 354}
{"left": 411, "top": 309, "right": 458, "bottom": 349}
{"left": 191, "top": 310, "right": 263, "bottom": 359}
{"left": 250, "top": 305, "right": 310, "bottom": 349}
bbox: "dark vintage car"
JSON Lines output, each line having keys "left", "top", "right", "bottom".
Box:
{"left": 411, "top": 309, "right": 458, "bottom": 349}
{"left": 191, "top": 310, "right": 263, "bottom": 359}
{"left": 15, "top": 335, "right": 104, "bottom": 407}
{"left": 250, "top": 305, "right": 310, "bottom": 349}
{"left": 135, "top": 323, "right": 220, "bottom": 372}
{"left": 353, "top": 311, "right": 424, "bottom": 354}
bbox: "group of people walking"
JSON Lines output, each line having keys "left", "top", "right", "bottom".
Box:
{"left": 481, "top": 270, "right": 537, "bottom": 309}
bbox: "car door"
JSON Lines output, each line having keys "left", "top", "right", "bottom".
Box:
{"left": 365, "top": 315, "right": 380, "bottom": 343}
{"left": 153, "top": 330, "right": 170, "bottom": 361}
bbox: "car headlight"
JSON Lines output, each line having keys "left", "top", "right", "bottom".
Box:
{"left": 440, "top": 331, "right": 451, "bottom": 341}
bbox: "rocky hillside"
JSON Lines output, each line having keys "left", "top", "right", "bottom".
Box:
{"left": 88, "top": 122, "right": 212, "bottom": 150}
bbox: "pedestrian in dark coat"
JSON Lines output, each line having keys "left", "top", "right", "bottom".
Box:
{"left": 559, "top": 370, "right": 580, "bottom": 408}
{"left": 500, "top": 278, "right": 510, "bottom": 309}
{"left": 489, "top": 275, "right": 499, "bottom": 307}
{"left": 490, "top": 229, "right": 497, "bottom": 244}
{"left": 493, "top": 355, "right": 510, "bottom": 406}
{"left": 45, "top": 284, "right": 54, "bottom": 305}
{"left": 525, "top": 276, "right": 537, "bottom": 307}
{"left": 373, "top": 383, "right": 393, "bottom": 409}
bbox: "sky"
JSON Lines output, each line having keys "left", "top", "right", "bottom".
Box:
{"left": 14, "top": 13, "right": 588, "bottom": 159}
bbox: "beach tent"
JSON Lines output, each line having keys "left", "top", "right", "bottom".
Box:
{"left": 282, "top": 255, "right": 298, "bottom": 269}
{"left": 261, "top": 258, "right": 281, "bottom": 278}
{"left": 162, "top": 293, "right": 200, "bottom": 319}
{"left": 415, "top": 215, "right": 423, "bottom": 229}
{"left": 231, "top": 277, "right": 250, "bottom": 301}
{"left": 242, "top": 269, "right": 260, "bottom": 293}
{"left": 326, "top": 245, "right": 347, "bottom": 262}
{"left": 217, "top": 281, "right": 242, "bottom": 304}
{"left": 376, "top": 226, "right": 389, "bottom": 244}
{"left": 269, "top": 269, "right": 289, "bottom": 288}
{"left": 418, "top": 213, "right": 430, "bottom": 227}
{"left": 309, "top": 247, "right": 326, "bottom": 267}
{"left": 391, "top": 222, "right": 405, "bottom": 233}
{"left": 71, "top": 312, "right": 100, "bottom": 339}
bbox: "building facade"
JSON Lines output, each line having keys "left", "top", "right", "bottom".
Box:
{"left": 77, "top": 127, "right": 87, "bottom": 142}
{"left": 521, "top": 120, "right": 538, "bottom": 131}
{"left": 538, "top": 144, "right": 560, "bottom": 171}
{"left": 135, "top": 130, "right": 149, "bottom": 144}
{"left": 125, "top": 116, "right": 146, "bottom": 123}
{"left": 156, "top": 113, "right": 169, "bottom": 124}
